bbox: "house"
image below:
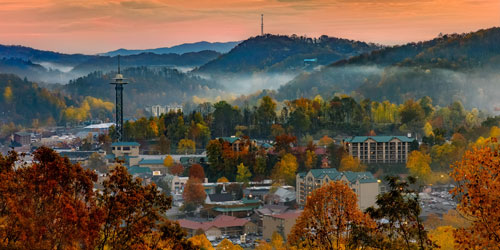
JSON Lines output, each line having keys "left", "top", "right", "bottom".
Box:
{"left": 252, "top": 204, "right": 290, "bottom": 233}
{"left": 296, "top": 168, "right": 379, "bottom": 210}
{"left": 262, "top": 210, "right": 302, "bottom": 241}
{"left": 344, "top": 135, "right": 416, "bottom": 164}
{"left": 178, "top": 215, "right": 258, "bottom": 239}
{"left": 265, "top": 187, "right": 296, "bottom": 206}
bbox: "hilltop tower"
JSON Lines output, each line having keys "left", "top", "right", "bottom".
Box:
{"left": 261, "top": 14, "right": 264, "bottom": 36}
{"left": 110, "top": 56, "right": 128, "bottom": 142}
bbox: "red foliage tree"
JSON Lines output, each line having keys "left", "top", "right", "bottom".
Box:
{"left": 189, "top": 164, "right": 206, "bottom": 181}
{"left": 170, "top": 163, "right": 185, "bottom": 176}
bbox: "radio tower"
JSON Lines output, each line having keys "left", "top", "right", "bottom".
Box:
{"left": 110, "top": 55, "right": 128, "bottom": 142}
{"left": 261, "top": 14, "right": 264, "bottom": 36}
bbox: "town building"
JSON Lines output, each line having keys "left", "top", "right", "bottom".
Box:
{"left": 344, "top": 136, "right": 416, "bottom": 164}
{"left": 14, "top": 132, "right": 31, "bottom": 146}
{"left": 145, "top": 105, "right": 183, "bottom": 117}
{"left": 178, "top": 215, "right": 258, "bottom": 239}
{"left": 296, "top": 168, "right": 379, "bottom": 210}
{"left": 262, "top": 210, "right": 302, "bottom": 241}
{"left": 108, "top": 142, "right": 141, "bottom": 166}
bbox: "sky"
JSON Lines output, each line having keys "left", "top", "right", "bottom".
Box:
{"left": 0, "top": 0, "right": 499, "bottom": 54}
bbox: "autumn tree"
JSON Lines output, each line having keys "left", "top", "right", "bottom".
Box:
{"left": 366, "top": 176, "right": 435, "bottom": 250}
{"left": 216, "top": 176, "right": 229, "bottom": 183}
{"left": 97, "top": 165, "right": 174, "bottom": 250}
{"left": 189, "top": 234, "right": 214, "bottom": 250}
{"left": 271, "top": 153, "right": 298, "bottom": 185}
{"left": 450, "top": 138, "right": 500, "bottom": 248}
{"left": 288, "top": 181, "right": 376, "bottom": 250}
{"left": 170, "top": 164, "right": 185, "bottom": 176}
{"left": 318, "top": 135, "right": 334, "bottom": 147}
{"left": 163, "top": 155, "right": 174, "bottom": 167}
{"left": 406, "top": 150, "right": 432, "bottom": 183}
{"left": 429, "top": 226, "right": 456, "bottom": 250}
{"left": 0, "top": 148, "right": 103, "bottom": 250}
{"left": 178, "top": 138, "right": 196, "bottom": 154}
{"left": 274, "top": 134, "right": 297, "bottom": 154}
{"left": 183, "top": 178, "right": 206, "bottom": 212}
{"left": 216, "top": 239, "right": 243, "bottom": 250}
{"left": 236, "top": 163, "right": 252, "bottom": 185}
{"left": 157, "top": 134, "right": 170, "bottom": 154}
{"left": 339, "top": 155, "right": 366, "bottom": 172}
{"left": 189, "top": 163, "right": 206, "bottom": 181}
{"left": 304, "top": 149, "right": 317, "bottom": 170}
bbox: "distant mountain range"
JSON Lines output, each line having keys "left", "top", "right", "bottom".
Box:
{"left": 275, "top": 27, "right": 500, "bottom": 110}
{"left": 101, "top": 41, "right": 241, "bottom": 56}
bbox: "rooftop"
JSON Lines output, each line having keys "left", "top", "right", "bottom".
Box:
{"left": 178, "top": 215, "right": 251, "bottom": 230}
{"left": 344, "top": 136, "right": 415, "bottom": 143}
{"left": 111, "top": 142, "right": 140, "bottom": 147}
{"left": 269, "top": 210, "right": 302, "bottom": 220}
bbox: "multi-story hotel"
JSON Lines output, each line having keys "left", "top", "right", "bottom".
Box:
{"left": 296, "top": 168, "right": 378, "bottom": 210}
{"left": 344, "top": 136, "right": 416, "bottom": 164}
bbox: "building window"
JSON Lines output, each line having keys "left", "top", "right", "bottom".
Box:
{"left": 123, "top": 146, "right": 130, "bottom": 150}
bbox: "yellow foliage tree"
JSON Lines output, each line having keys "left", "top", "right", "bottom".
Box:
{"left": 254, "top": 240, "right": 272, "bottom": 250}
{"left": 3, "top": 86, "right": 12, "bottom": 103}
{"left": 178, "top": 139, "right": 196, "bottom": 154}
{"left": 188, "top": 234, "right": 214, "bottom": 250}
{"left": 216, "top": 177, "right": 229, "bottom": 183}
{"left": 423, "top": 122, "right": 434, "bottom": 137}
{"left": 429, "top": 226, "right": 456, "bottom": 250}
{"left": 304, "top": 150, "right": 316, "bottom": 170}
{"left": 339, "top": 155, "right": 366, "bottom": 172}
{"left": 406, "top": 150, "right": 432, "bottom": 183}
{"left": 216, "top": 239, "right": 243, "bottom": 250}
{"left": 271, "top": 232, "right": 286, "bottom": 250}
{"left": 236, "top": 163, "right": 251, "bottom": 185}
{"left": 490, "top": 126, "right": 500, "bottom": 139}
{"left": 272, "top": 153, "right": 298, "bottom": 185}
{"left": 163, "top": 155, "right": 174, "bottom": 167}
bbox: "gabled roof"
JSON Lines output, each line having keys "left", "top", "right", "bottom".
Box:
{"left": 344, "top": 136, "right": 415, "bottom": 143}
{"left": 299, "top": 168, "right": 377, "bottom": 184}
{"left": 218, "top": 137, "right": 240, "bottom": 144}
{"left": 111, "top": 142, "right": 140, "bottom": 146}
{"left": 309, "top": 168, "right": 340, "bottom": 179}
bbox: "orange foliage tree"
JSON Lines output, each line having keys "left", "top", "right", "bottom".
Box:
{"left": 288, "top": 181, "right": 375, "bottom": 250}
{"left": 183, "top": 177, "right": 207, "bottom": 212}
{"left": 189, "top": 163, "right": 206, "bottom": 181}
{"left": 0, "top": 148, "right": 102, "bottom": 249}
{"left": 450, "top": 138, "right": 500, "bottom": 248}
{"left": 0, "top": 147, "right": 196, "bottom": 250}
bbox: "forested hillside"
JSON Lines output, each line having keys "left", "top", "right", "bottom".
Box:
{"left": 63, "top": 67, "right": 224, "bottom": 113}
{"left": 196, "top": 34, "right": 380, "bottom": 74}
{"left": 276, "top": 28, "right": 500, "bottom": 110}
{"left": 0, "top": 73, "right": 114, "bottom": 127}
{"left": 102, "top": 41, "right": 240, "bottom": 56}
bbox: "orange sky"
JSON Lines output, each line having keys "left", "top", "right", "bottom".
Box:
{"left": 0, "top": 0, "right": 499, "bottom": 54}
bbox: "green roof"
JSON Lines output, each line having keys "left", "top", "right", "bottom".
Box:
{"left": 139, "top": 159, "right": 165, "bottom": 165}
{"left": 309, "top": 168, "right": 340, "bottom": 179}
{"left": 241, "top": 198, "right": 261, "bottom": 204}
{"left": 112, "top": 142, "right": 140, "bottom": 146}
{"left": 218, "top": 137, "right": 240, "bottom": 144}
{"left": 345, "top": 136, "right": 415, "bottom": 143}
{"left": 128, "top": 166, "right": 152, "bottom": 175}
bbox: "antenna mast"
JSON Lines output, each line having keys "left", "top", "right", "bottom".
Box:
{"left": 261, "top": 14, "right": 264, "bottom": 36}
